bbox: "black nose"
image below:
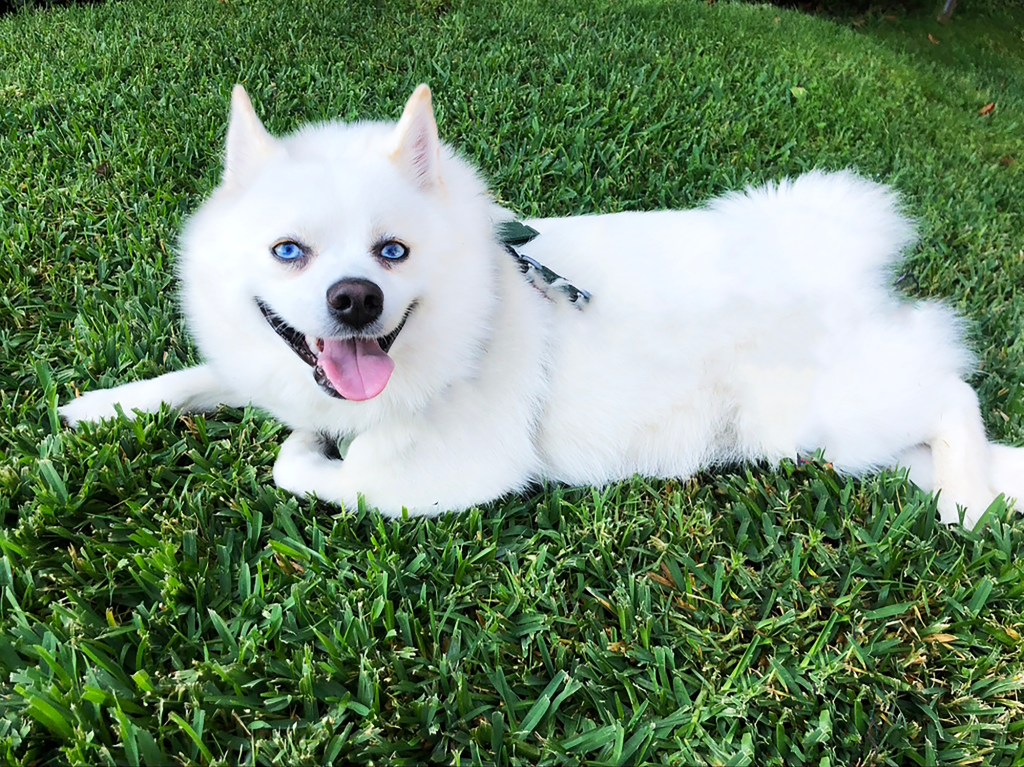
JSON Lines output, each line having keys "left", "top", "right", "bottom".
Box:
{"left": 326, "top": 278, "right": 384, "bottom": 329}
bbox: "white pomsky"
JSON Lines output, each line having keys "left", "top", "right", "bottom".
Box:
{"left": 60, "top": 84, "right": 1024, "bottom": 526}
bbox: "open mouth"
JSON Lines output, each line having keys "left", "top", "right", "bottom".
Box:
{"left": 256, "top": 298, "right": 413, "bottom": 401}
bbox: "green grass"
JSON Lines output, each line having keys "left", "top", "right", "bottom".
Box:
{"left": 2, "top": 0, "right": 1023, "bottom": 764}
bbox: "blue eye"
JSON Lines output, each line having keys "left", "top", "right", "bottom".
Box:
{"left": 272, "top": 240, "right": 306, "bottom": 262}
{"left": 378, "top": 241, "right": 409, "bottom": 261}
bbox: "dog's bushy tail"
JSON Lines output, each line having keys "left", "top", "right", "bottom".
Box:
{"left": 709, "top": 169, "right": 915, "bottom": 294}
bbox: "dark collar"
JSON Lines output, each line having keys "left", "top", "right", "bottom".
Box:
{"left": 496, "top": 221, "right": 591, "bottom": 308}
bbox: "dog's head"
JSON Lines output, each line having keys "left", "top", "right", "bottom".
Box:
{"left": 178, "top": 85, "right": 501, "bottom": 422}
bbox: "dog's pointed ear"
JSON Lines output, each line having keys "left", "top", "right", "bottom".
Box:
{"left": 390, "top": 84, "right": 441, "bottom": 189}
{"left": 224, "top": 85, "right": 275, "bottom": 188}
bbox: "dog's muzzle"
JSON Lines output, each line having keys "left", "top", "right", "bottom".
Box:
{"left": 255, "top": 298, "right": 413, "bottom": 400}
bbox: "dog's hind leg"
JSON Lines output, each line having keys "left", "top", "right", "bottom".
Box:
{"left": 897, "top": 444, "right": 934, "bottom": 496}
{"left": 916, "top": 379, "right": 997, "bottom": 526}
{"left": 60, "top": 364, "right": 243, "bottom": 426}
{"left": 990, "top": 444, "right": 1024, "bottom": 506}
{"left": 900, "top": 427, "right": 1024, "bottom": 526}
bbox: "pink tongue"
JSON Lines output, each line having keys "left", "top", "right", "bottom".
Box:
{"left": 318, "top": 338, "right": 395, "bottom": 401}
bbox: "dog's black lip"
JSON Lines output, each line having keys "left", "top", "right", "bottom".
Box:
{"left": 379, "top": 303, "right": 415, "bottom": 353}
{"left": 256, "top": 298, "right": 317, "bottom": 367}
{"left": 255, "top": 298, "right": 416, "bottom": 399}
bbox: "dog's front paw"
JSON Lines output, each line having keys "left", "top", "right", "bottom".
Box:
{"left": 59, "top": 389, "right": 133, "bottom": 428}
{"left": 273, "top": 431, "right": 338, "bottom": 500}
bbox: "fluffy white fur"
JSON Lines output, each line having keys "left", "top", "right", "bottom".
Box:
{"left": 60, "top": 84, "right": 1024, "bottom": 526}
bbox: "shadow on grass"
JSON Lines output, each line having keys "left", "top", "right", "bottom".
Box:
{"left": 1, "top": 0, "right": 108, "bottom": 17}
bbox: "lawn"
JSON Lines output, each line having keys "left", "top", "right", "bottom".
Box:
{"left": 1, "top": 0, "right": 1023, "bottom": 764}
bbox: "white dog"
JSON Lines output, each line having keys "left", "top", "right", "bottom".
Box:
{"left": 60, "top": 84, "right": 1024, "bottom": 526}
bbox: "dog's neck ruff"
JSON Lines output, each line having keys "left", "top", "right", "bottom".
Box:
{"left": 497, "top": 222, "right": 591, "bottom": 309}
